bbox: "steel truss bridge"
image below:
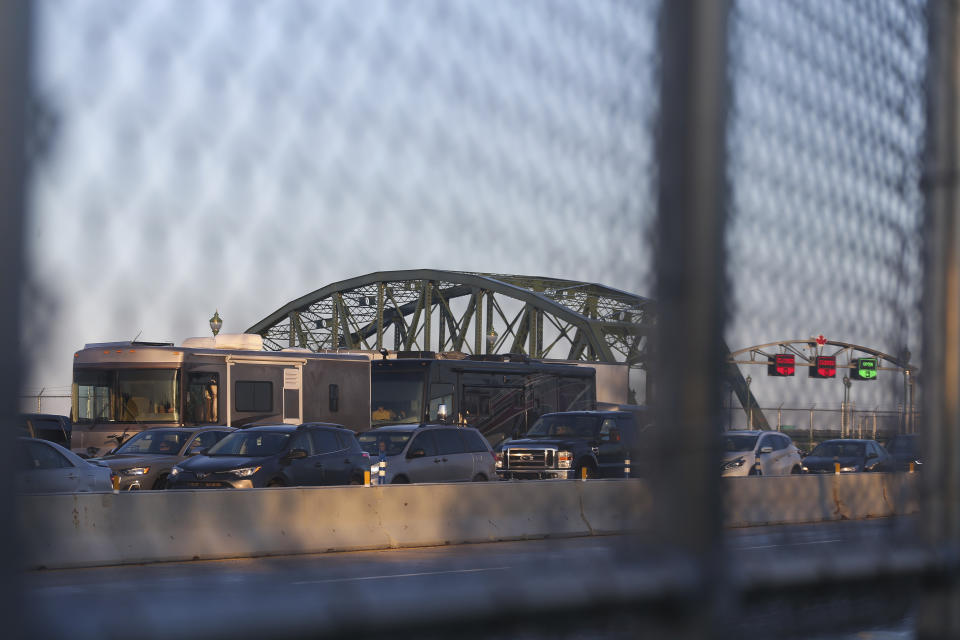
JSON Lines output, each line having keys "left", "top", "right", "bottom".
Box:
{"left": 247, "top": 269, "right": 760, "bottom": 413}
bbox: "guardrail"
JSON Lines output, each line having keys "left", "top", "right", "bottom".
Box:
{"left": 19, "top": 474, "right": 917, "bottom": 570}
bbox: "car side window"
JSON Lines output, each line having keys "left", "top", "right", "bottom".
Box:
{"left": 289, "top": 432, "right": 313, "bottom": 455}
{"left": 26, "top": 441, "right": 73, "bottom": 470}
{"left": 460, "top": 429, "right": 489, "bottom": 453}
{"left": 758, "top": 435, "right": 772, "bottom": 451}
{"left": 335, "top": 431, "right": 355, "bottom": 451}
{"left": 188, "top": 431, "right": 224, "bottom": 453}
{"left": 599, "top": 419, "right": 617, "bottom": 442}
{"left": 774, "top": 435, "right": 789, "bottom": 451}
{"left": 409, "top": 432, "right": 438, "bottom": 457}
{"left": 433, "top": 429, "right": 466, "bottom": 455}
{"left": 310, "top": 430, "right": 341, "bottom": 454}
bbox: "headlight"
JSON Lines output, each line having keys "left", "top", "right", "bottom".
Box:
{"left": 169, "top": 466, "right": 181, "bottom": 477}
{"left": 495, "top": 453, "right": 503, "bottom": 469}
{"left": 230, "top": 466, "right": 262, "bottom": 478}
{"left": 723, "top": 457, "right": 746, "bottom": 470}
{"left": 558, "top": 451, "right": 573, "bottom": 469}
{"left": 120, "top": 466, "right": 150, "bottom": 476}
{"left": 840, "top": 466, "right": 857, "bottom": 472}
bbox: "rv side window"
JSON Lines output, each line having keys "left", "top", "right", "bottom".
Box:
{"left": 329, "top": 384, "right": 339, "bottom": 412}
{"left": 235, "top": 381, "right": 273, "bottom": 412}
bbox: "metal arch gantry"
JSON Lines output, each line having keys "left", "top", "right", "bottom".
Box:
{"left": 246, "top": 270, "right": 654, "bottom": 367}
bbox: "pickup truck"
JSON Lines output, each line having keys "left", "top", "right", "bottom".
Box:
{"left": 495, "top": 410, "right": 643, "bottom": 480}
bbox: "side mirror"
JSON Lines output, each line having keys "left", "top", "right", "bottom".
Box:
{"left": 407, "top": 448, "right": 426, "bottom": 459}
{"left": 286, "top": 448, "right": 308, "bottom": 460}
{"left": 609, "top": 428, "right": 621, "bottom": 443}
{"left": 759, "top": 446, "right": 773, "bottom": 454}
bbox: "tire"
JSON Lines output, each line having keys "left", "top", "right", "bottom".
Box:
{"left": 267, "top": 479, "right": 286, "bottom": 487}
{"left": 748, "top": 466, "right": 762, "bottom": 476}
{"left": 791, "top": 465, "right": 802, "bottom": 475}
{"left": 152, "top": 474, "right": 169, "bottom": 490}
{"left": 471, "top": 473, "right": 488, "bottom": 482}
{"left": 391, "top": 475, "right": 410, "bottom": 484}
{"left": 349, "top": 474, "right": 363, "bottom": 485}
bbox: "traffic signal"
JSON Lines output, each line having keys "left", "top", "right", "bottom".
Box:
{"left": 809, "top": 355, "right": 837, "bottom": 378}
{"left": 768, "top": 354, "right": 795, "bottom": 376}
{"left": 853, "top": 357, "right": 878, "bottom": 380}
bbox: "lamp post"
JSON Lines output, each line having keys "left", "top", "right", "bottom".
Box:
{"left": 209, "top": 310, "right": 223, "bottom": 337}
{"left": 745, "top": 375, "right": 752, "bottom": 429}
{"left": 842, "top": 375, "right": 851, "bottom": 438}
{"left": 486, "top": 328, "right": 497, "bottom": 354}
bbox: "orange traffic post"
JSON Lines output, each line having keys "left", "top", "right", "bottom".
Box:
{"left": 581, "top": 466, "right": 588, "bottom": 481}
{"left": 834, "top": 462, "right": 840, "bottom": 475}
{"left": 909, "top": 461, "right": 915, "bottom": 474}
{"left": 364, "top": 470, "right": 371, "bottom": 486}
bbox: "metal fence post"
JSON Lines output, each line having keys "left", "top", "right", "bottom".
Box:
{"left": 920, "top": 0, "right": 960, "bottom": 636}
{"left": 0, "top": 1, "right": 29, "bottom": 635}
{"left": 653, "top": 1, "right": 731, "bottom": 637}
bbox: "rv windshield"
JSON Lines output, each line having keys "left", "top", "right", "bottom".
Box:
{"left": 73, "top": 368, "right": 180, "bottom": 424}
{"left": 370, "top": 370, "right": 424, "bottom": 426}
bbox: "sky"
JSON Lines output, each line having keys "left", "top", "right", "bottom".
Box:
{"left": 22, "top": 0, "right": 927, "bottom": 418}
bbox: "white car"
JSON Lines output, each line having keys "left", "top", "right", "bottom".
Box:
{"left": 16, "top": 437, "right": 113, "bottom": 493}
{"left": 721, "top": 430, "right": 803, "bottom": 477}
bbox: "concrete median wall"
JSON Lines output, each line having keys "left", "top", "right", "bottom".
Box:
{"left": 18, "top": 474, "right": 916, "bottom": 569}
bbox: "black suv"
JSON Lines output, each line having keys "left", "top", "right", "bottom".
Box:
{"left": 167, "top": 423, "right": 370, "bottom": 489}
{"left": 496, "top": 410, "right": 642, "bottom": 480}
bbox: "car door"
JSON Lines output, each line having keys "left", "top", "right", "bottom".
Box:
{"left": 403, "top": 431, "right": 442, "bottom": 483}
{"left": 431, "top": 429, "right": 473, "bottom": 481}
{"left": 597, "top": 418, "right": 625, "bottom": 477}
{"left": 21, "top": 440, "right": 82, "bottom": 493}
{"left": 310, "top": 429, "right": 351, "bottom": 485}
{"left": 460, "top": 429, "right": 494, "bottom": 480}
{"left": 756, "top": 434, "right": 776, "bottom": 475}
{"left": 284, "top": 431, "right": 319, "bottom": 485}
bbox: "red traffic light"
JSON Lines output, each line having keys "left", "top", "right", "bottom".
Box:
{"left": 768, "top": 354, "right": 795, "bottom": 376}
{"left": 810, "top": 355, "right": 837, "bottom": 378}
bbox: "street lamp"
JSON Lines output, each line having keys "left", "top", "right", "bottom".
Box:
{"left": 745, "top": 375, "right": 753, "bottom": 429}
{"left": 486, "top": 328, "right": 497, "bottom": 354}
{"left": 209, "top": 310, "right": 223, "bottom": 337}
{"left": 842, "top": 375, "right": 851, "bottom": 437}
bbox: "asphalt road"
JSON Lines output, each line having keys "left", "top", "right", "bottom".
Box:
{"left": 25, "top": 518, "right": 920, "bottom": 639}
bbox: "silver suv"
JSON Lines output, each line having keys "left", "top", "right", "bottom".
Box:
{"left": 357, "top": 424, "right": 496, "bottom": 484}
{"left": 721, "top": 430, "right": 803, "bottom": 476}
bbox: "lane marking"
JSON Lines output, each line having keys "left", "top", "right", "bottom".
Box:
{"left": 741, "top": 539, "right": 843, "bottom": 550}
{"left": 292, "top": 566, "right": 511, "bottom": 585}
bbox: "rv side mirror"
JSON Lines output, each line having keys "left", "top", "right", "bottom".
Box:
{"left": 610, "top": 428, "right": 621, "bottom": 443}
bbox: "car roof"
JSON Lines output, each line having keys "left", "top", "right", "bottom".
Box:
{"left": 820, "top": 438, "right": 874, "bottom": 444}
{"left": 541, "top": 411, "right": 631, "bottom": 418}
{"left": 138, "top": 425, "right": 235, "bottom": 433}
{"left": 236, "top": 425, "right": 298, "bottom": 433}
{"left": 298, "top": 422, "right": 349, "bottom": 431}
{"left": 367, "top": 423, "right": 476, "bottom": 433}
{"left": 724, "top": 430, "right": 777, "bottom": 436}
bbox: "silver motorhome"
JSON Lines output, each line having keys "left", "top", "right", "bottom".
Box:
{"left": 71, "top": 333, "right": 374, "bottom": 456}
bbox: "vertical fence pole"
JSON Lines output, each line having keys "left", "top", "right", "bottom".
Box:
{"left": 653, "top": 1, "right": 731, "bottom": 637}
{"left": 0, "top": 0, "right": 29, "bottom": 635}
{"left": 920, "top": 0, "right": 960, "bottom": 636}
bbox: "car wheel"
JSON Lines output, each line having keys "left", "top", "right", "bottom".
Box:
{"left": 748, "top": 466, "right": 762, "bottom": 476}
{"left": 349, "top": 473, "right": 363, "bottom": 485}
{"left": 267, "top": 479, "right": 286, "bottom": 487}
{"left": 471, "top": 473, "right": 488, "bottom": 482}
{"left": 791, "top": 465, "right": 802, "bottom": 475}
{"left": 391, "top": 475, "right": 410, "bottom": 484}
{"left": 152, "top": 474, "right": 169, "bottom": 490}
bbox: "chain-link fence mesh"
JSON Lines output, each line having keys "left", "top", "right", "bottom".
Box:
{"left": 11, "top": 0, "right": 952, "bottom": 637}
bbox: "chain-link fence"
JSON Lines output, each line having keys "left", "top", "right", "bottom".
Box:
{"left": 6, "top": 0, "right": 960, "bottom": 638}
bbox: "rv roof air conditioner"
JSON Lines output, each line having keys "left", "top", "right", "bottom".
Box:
{"left": 181, "top": 333, "right": 264, "bottom": 351}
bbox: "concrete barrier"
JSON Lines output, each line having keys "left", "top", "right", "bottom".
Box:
{"left": 722, "top": 473, "right": 919, "bottom": 527}
{"left": 18, "top": 474, "right": 919, "bottom": 570}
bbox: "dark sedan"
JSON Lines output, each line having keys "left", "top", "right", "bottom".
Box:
{"left": 166, "top": 424, "right": 370, "bottom": 489}
{"left": 93, "top": 426, "right": 235, "bottom": 490}
{"left": 801, "top": 438, "right": 893, "bottom": 473}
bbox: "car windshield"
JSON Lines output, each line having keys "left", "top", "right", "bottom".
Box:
{"left": 370, "top": 370, "right": 425, "bottom": 426}
{"left": 112, "top": 430, "right": 186, "bottom": 455}
{"left": 357, "top": 431, "right": 413, "bottom": 456}
{"left": 724, "top": 435, "right": 760, "bottom": 452}
{"left": 811, "top": 442, "right": 866, "bottom": 458}
{"left": 526, "top": 415, "right": 600, "bottom": 439}
{"left": 887, "top": 436, "right": 918, "bottom": 455}
{"left": 206, "top": 431, "right": 291, "bottom": 457}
